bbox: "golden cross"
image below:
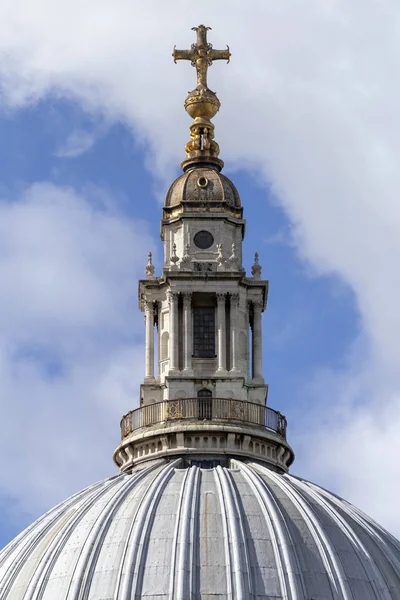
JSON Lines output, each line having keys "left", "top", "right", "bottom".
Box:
{"left": 173, "top": 25, "right": 230, "bottom": 91}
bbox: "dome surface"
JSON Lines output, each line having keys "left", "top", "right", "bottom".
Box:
{"left": 165, "top": 167, "right": 241, "bottom": 209}
{"left": 1, "top": 459, "right": 400, "bottom": 600}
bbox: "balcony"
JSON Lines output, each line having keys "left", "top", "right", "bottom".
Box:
{"left": 121, "top": 397, "right": 287, "bottom": 440}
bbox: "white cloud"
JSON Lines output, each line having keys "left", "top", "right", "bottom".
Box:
{"left": 0, "top": 0, "right": 400, "bottom": 535}
{"left": 291, "top": 346, "right": 400, "bottom": 536}
{"left": 0, "top": 182, "right": 155, "bottom": 516}
{"left": 55, "top": 128, "right": 96, "bottom": 157}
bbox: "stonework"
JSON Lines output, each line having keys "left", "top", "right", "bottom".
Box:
{"left": 115, "top": 147, "right": 292, "bottom": 471}
{"left": 138, "top": 173, "right": 268, "bottom": 406}
{"left": 139, "top": 247, "right": 267, "bottom": 403}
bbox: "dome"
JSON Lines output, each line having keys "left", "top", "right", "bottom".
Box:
{"left": 1, "top": 459, "right": 400, "bottom": 600}
{"left": 164, "top": 167, "right": 241, "bottom": 210}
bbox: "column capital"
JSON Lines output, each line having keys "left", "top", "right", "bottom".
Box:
{"left": 252, "top": 299, "right": 263, "bottom": 310}
{"left": 144, "top": 300, "right": 154, "bottom": 312}
{"left": 182, "top": 291, "right": 192, "bottom": 302}
{"left": 216, "top": 292, "right": 226, "bottom": 302}
{"left": 230, "top": 293, "right": 240, "bottom": 306}
{"left": 167, "top": 290, "right": 179, "bottom": 304}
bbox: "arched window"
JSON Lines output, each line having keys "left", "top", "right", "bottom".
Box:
{"left": 198, "top": 388, "right": 212, "bottom": 397}
{"left": 197, "top": 388, "right": 212, "bottom": 420}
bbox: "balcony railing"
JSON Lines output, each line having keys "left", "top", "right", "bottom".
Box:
{"left": 120, "top": 397, "right": 287, "bottom": 440}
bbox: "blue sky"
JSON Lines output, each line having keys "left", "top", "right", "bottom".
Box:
{"left": 1, "top": 0, "right": 400, "bottom": 546}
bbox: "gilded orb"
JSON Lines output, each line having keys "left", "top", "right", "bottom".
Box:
{"left": 184, "top": 89, "right": 221, "bottom": 119}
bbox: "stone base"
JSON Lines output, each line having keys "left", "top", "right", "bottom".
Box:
{"left": 140, "top": 382, "right": 163, "bottom": 406}
{"left": 114, "top": 422, "right": 294, "bottom": 475}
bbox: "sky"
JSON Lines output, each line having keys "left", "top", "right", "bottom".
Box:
{"left": 1, "top": 0, "right": 400, "bottom": 546}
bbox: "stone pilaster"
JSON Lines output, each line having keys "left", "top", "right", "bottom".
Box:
{"left": 217, "top": 293, "right": 227, "bottom": 373}
{"left": 230, "top": 294, "right": 239, "bottom": 373}
{"left": 144, "top": 300, "right": 155, "bottom": 380}
{"left": 252, "top": 300, "right": 264, "bottom": 382}
{"left": 182, "top": 292, "right": 193, "bottom": 373}
{"left": 168, "top": 291, "right": 179, "bottom": 373}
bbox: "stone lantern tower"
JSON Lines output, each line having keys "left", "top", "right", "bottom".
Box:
{"left": 113, "top": 25, "right": 294, "bottom": 473}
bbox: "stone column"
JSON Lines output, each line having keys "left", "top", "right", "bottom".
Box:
{"left": 217, "top": 293, "right": 227, "bottom": 373}
{"left": 144, "top": 300, "right": 154, "bottom": 380}
{"left": 168, "top": 291, "right": 179, "bottom": 373}
{"left": 252, "top": 300, "right": 264, "bottom": 381}
{"left": 182, "top": 292, "right": 193, "bottom": 373}
{"left": 230, "top": 294, "right": 239, "bottom": 372}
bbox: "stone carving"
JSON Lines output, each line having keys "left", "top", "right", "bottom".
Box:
{"left": 167, "top": 290, "right": 179, "bottom": 305}
{"left": 252, "top": 299, "right": 263, "bottom": 310}
{"left": 145, "top": 251, "right": 155, "bottom": 278}
{"left": 251, "top": 252, "right": 262, "bottom": 279}
{"left": 180, "top": 243, "right": 192, "bottom": 269}
{"left": 170, "top": 243, "right": 179, "bottom": 268}
{"left": 230, "top": 399, "right": 245, "bottom": 421}
{"left": 229, "top": 243, "right": 239, "bottom": 270}
{"left": 216, "top": 243, "right": 226, "bottom": 267}
{"left": 230, "top": 293, "right": 239, "bottom": 308}
{"left": 193, "top": 261, "right": 214, "bottom": 273}
{"left": 145, "top": 300, "right": 154, "bottom": 312}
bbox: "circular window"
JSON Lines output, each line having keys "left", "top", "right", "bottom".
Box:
{"left": 197, "top": 176, "right": 209, "bottom": 189}
{"left": 194, "top": 230, "right": 214, "bottom": 250}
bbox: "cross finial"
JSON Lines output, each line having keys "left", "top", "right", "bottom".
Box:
{"left": 173, "top": 26, "right": 231, "bottom": 172}
{"left": 173, "top": 25, "right": 230, "bottom": 92}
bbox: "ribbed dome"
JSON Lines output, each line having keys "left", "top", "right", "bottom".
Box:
{"left": 165, "top": 167, "right": 241, "bottom": 209}
{"left": 2, "top": 459, "right": 400, "bottom": 600}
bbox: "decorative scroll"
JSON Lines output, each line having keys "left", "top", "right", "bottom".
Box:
{"left": 166, "top": 400, "right": 183, "bottom": 420}
{"left": 229, "top": 399, "right": 245, "bottom": 421}
{"left": 121, "top": 414, "right": 132, "bottom": 438}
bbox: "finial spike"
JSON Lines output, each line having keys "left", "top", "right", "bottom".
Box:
{"left": 145, "top": 251, "right": 155, "bottom": 278}
{"left": 170, "top": 243, "right": 179, "bottom": 268}
{"left": 251, "top": 252, "right": 262, "bottom": 279}
{"left": 180, "top": 242, "right": 192, "bottom": 270}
